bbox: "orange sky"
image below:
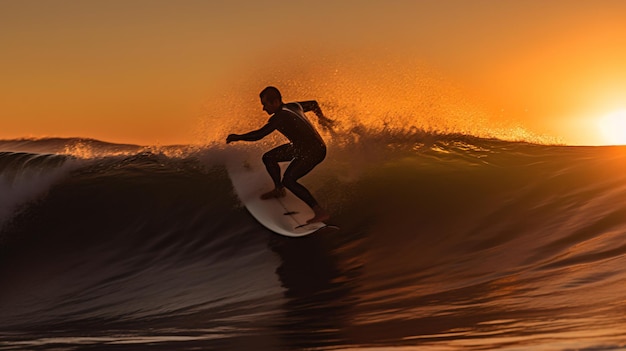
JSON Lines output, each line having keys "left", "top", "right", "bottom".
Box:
{"left": 2, "top": 0, "right": 626, "bottom": 145}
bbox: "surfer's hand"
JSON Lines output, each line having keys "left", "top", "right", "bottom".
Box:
{"left": 226, "top": 134, "right": 240, "bottom": 144}
{"left": 319, "top": 117, "right": 335, "bottom": 131}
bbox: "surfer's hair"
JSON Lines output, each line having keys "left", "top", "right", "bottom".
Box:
{"left": 260, "top": 86, "right": 282, "bottom": 102}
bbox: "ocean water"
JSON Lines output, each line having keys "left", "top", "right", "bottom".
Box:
{"left": 0, "top": 133, "right": 625, "bottom": 351}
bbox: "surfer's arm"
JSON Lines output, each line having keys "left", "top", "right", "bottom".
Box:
{"left": 298, "top": 100, "right": 334, "bottom": 130}
{"left": 226, "top": 123, "right": 275, "bottom": 143}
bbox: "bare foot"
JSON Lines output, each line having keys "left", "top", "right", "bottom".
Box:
{"left": 260, "top": 187, "right": 286, "bottom": 200}
{"left": 307, "top": 205, "right": 330, "bottom": 224}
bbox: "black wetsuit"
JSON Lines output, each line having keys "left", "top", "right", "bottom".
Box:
{"left": 260, "top": 102, "right": 327, "bottom": 208}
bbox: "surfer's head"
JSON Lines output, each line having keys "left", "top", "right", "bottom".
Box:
{"left": 260, "top": 86, "right": 283, "bottom": 115}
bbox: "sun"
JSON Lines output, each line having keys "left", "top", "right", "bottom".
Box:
{"left": 598, "top": 109, "right": 626, "bottom": 145}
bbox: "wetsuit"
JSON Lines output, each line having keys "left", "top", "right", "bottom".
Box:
{"left": 262, "top": 102, "right": 326, "bottom": 208}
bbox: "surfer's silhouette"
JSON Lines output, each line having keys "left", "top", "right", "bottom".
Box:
{"left": 226, "top": 86, "right": 334, "bottom": 224}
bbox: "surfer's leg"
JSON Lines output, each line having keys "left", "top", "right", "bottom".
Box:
{"left": 282, "top": 159, "right": 317, "bottom": 205}
{"left": 261, "top": 144, "right": 293, "bottom": 199}
{"left": 282, "top": 152, "right": 329, "bottom": 223}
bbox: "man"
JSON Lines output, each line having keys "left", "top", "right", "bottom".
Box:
{"left": 226, "top": 86, "right": 334, "bottom": 224}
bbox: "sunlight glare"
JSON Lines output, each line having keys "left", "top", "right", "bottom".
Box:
{"left": 599, "top": 109, "right": 626, "bottom": 145}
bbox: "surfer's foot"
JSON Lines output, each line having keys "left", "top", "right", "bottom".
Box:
{"left": 261, "top": 187, "right": 286, "bottom": 200}
{"left": 307, "top": 205, "right": 330, "bottom": 224}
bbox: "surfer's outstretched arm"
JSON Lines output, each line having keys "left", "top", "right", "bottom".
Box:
{"left": 298, "top": 100, "right": 335, "bottom": 130}
{"left": 226, "top": 123, "right": 275, "bottom": 143}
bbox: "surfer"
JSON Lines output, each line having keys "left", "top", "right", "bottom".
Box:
{"left": 226, "top": 86, "right": 334, "bottom": 224}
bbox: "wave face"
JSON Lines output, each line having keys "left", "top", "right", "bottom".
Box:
{"left": 1, "top": 136, "right": 626, "bottom": 350}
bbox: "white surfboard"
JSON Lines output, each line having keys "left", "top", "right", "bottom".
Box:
{"left": 227, "top": 158, "right": 333, "bottom": 237}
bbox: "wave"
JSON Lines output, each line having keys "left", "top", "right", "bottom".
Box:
{"left": 0, "top": 137, "right": 143, "bottom": 155}
{"left": 1, "top": 134, "right": 626, "bottom": 350}
{"left": 0, "top": 152, "right": 80, "bottom": 229}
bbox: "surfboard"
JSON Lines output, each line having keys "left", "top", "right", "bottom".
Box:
{"left": 227, "top": 158, "right": 336, "bottom": 237}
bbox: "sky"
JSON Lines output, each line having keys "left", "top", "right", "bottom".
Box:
{"left": 2, "top": 0, "right": 626, "bottom": 146}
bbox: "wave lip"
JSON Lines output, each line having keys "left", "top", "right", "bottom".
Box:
{"left": 0, "top": 137, "right": 143, "bottom": 155}
{"left": 0, "top": 152, "right": 81, "bottom": 229}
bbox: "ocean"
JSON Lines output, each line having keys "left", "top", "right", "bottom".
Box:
{"left": 1, "top": 132, "right": 625, "bottom": 350}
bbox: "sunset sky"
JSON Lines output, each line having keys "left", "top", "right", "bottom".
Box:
{"left": 2, "top": 0, "right": 626, "bottom": 145}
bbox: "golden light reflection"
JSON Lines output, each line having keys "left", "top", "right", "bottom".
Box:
{"left": 598, "top": 109, "right": 626, "bottom": 145}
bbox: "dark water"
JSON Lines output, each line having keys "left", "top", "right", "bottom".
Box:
{"left": 1, "top": 135, "right": 625, "bottom": 350}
